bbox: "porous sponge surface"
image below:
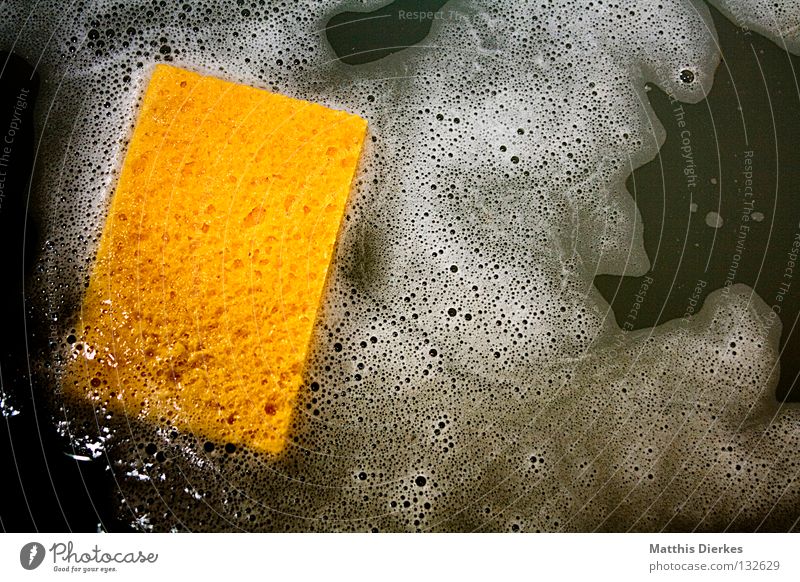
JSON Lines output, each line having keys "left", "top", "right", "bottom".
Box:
{"left": 66, "top": 64, "right": 367, "bottom": 454}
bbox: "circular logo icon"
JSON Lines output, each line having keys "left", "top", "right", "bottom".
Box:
{"left": 20, "top": 542, "right": 46, "bottom": 570}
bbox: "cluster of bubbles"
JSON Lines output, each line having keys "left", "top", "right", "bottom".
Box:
{"left": 714, "top": 0, "right": 800, "bottom": 52}
{"left": 2, "top": 0, "right": 799, "bottom": 531}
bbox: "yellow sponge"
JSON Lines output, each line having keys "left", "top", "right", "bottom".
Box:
{"left": 65, "top": 64, "right": 367, "bottom": 454}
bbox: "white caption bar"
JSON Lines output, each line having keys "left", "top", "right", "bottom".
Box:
{"left": 0, "top": 533, "right": 797, "bottom": 581}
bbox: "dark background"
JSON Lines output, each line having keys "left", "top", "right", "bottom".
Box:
{"left": 595, "top": 5, "right": 800, "bottom": 403}
{"left": 0, "top": 50, "right": 129, "bottom": 532}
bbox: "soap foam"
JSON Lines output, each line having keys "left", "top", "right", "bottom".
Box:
{"left": 2, "top": 0, "right": 798, "bottom": 531}
{"left": 711, "top": 0, "right": 800, "bottom": 52}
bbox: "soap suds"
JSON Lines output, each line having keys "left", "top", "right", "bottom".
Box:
{"left": 1, "top": 0, "right": 798, "bottom": 531}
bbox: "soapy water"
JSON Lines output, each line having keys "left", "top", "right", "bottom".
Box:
{"left": 0, "top": 0, "right": 798, "bottom": 531}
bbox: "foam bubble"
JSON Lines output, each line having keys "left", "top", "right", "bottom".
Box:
{"left": 710, "top": 0, "right": 800, "bottom": 52}
{"left": 706, "top": 211, "right": 724, "bottom": 228}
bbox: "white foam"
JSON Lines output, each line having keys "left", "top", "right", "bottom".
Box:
{"left": 710, "top": 0, "right": 800, "bottom": 53}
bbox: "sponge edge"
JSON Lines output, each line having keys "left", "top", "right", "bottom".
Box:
{"left": 65, "top": 64, "right": 367, "bottom": 454}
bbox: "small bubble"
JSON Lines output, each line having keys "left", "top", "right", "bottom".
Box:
{"left": 705, "top": 211, "right": 723, "bottom": 228}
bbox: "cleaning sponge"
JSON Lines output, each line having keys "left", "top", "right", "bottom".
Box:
{"left": 65, "top": 64, "right": 367, "bottom": 454}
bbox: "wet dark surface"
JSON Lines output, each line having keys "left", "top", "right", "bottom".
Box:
{"left": 326, "top": 0, "right": 449, "bottom": 65}
{"left": 0, "top": 50, "right": 129, "bottom": 532}
{"left": 596, "top": 5, "right": 800, "bottom": 402}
